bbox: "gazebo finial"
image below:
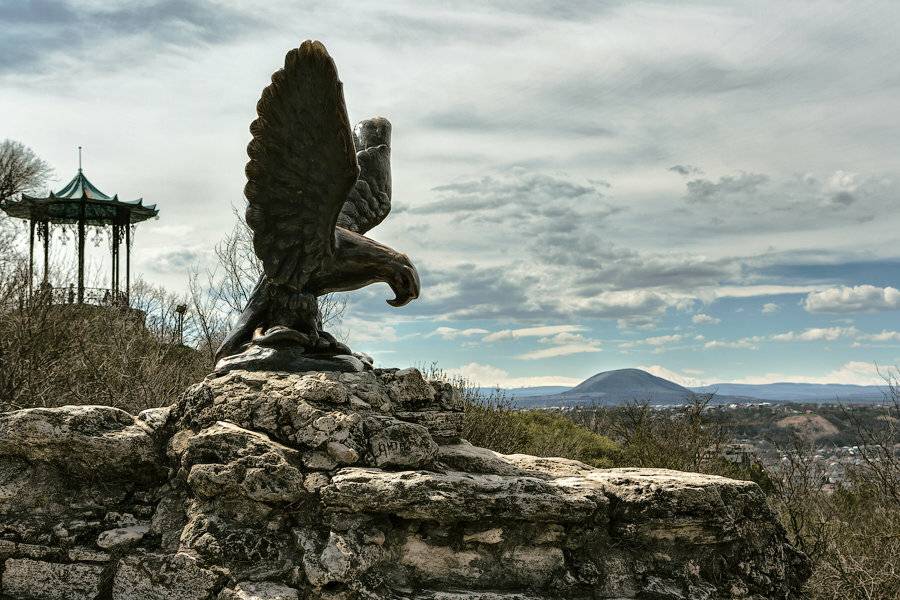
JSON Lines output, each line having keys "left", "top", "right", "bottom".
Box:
{"left": 78, "top": 146, "right": 82, "bottom": 173}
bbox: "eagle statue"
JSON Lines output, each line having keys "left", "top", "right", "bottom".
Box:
{"left": 215, "top": 40, "right": 420, "bottom": 372}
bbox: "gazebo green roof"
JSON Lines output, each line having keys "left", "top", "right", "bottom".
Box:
{"left": 0, "top": 169, "right": 157, "bottom": 225}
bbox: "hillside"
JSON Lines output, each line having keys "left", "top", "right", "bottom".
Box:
{"left": 513, "top": 368, "right": 700, "bottom": 408}
{"left": 692, "top": 382, "right": 886, "bottom": 403}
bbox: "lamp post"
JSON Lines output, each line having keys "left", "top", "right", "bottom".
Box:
{"left": 175, "top": 304, "right": 187, "bottom": 345}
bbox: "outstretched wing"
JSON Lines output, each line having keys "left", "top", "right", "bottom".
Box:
{"left": 245, "top": 40, "right": 359, "bottom": 292}
{"left": 337, "top": 117, "right": 392, "bottom": 234}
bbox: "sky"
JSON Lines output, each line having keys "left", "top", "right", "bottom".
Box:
{"left": 3, "top": 0, "right": 900, "bottom": 388}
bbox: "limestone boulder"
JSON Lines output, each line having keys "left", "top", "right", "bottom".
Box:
{"left": 322, "top": 468, "right": 607, "bottom": 523}
{"left": 1, "top": 558, "right": 104, "bottom": 600}
{"left": 112, "top": 552, "right": 225, "bottom": 600}
{"left": 0, "top": 405, "right": 160, "bottom": 477}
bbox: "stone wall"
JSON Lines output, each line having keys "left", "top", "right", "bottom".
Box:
{"left": 0, "top": 369, "right": 810, "bottom": 599}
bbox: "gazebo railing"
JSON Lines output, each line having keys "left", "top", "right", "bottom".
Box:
{"left": 31, "top": 286, "right": 129, "bottom": 307}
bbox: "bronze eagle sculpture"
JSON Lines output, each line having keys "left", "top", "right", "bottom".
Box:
{"left": 215, "top": 41, "right": 420, "bottom": 371}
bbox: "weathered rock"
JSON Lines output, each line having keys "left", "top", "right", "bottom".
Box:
{"left": 218, "top": 581, "right": 300, "bottom": 600}
{"left": 112, "top": 552, "right": 225, "bottom": 600}
{"left": 0, "top": 369, "right": 810, "bottom": 599}
{"left": 176, "top": 422, "right": 306, "bottom": 504}
{"left": 97, "top": 523, "right": 150, "bottom": 550}
{"left": 366, "top": 419, "right": 438, "bottom": 468}
{"left": 322, "top": 468, "right": 607, "bottom": 523}
{"left": 0, "top": 405, "right": 159, "bottom": 477}
{"left": 0, "top": 405, "right": 164, "bottom": 550}
{"left": 1, "top": 558, "right": 104, "bottom": 600}
{"left": 439, "top": 441, "right": 595, "bottom": 478}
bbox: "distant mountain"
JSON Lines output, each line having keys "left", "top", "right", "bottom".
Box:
{"left": 691, "top": 382, "right": 887, "bottom": 402}
{"left": 566, "top": 368, "right": 689, "bottom": 396}
{"left": 495, "top": 368, "right": 889, "bottom": 408}
{"left": 512, "top": 368, "right": 700, "bottom": 408}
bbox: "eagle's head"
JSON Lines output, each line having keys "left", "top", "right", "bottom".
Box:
{"left": 354, "top": 117, "right": 391, "bottom": 150}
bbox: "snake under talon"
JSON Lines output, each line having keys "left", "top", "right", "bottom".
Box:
{"left": 252, "top": 326, "right": 313, "bottom": 348}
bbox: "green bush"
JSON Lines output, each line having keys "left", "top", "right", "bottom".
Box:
{"left": 463, "top": 398, "right": 620, "bottom": 468}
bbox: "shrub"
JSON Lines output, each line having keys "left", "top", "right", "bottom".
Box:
{"left": 463, "top": 398, "right": 620, "bottom": 468}
{"left": 0, "top": 294, "right": 211, "bottom": 414}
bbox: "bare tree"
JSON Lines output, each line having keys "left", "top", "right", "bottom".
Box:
{"left": 210, "top": 206, "right": 347, "bottom": 329}
{"left": 0, "top": 140, "right": 53, "bottom": 202}
{"left": 186, "top": 268, "right": 231, "bottom": 363}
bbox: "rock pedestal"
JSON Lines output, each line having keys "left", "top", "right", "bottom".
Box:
{"left": 0, "top": 369, "right": 810, "bottom": 599}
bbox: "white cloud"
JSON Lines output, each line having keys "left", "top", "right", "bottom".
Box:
{"left": 568, "top": 290, "right": 687, "bottom": 319}
{"left": 859, "top": 330, "right": 900, "bottom": 342}
{"left": 639, "top": 365, "right": 706, "bottom": 387}
{"left": 515, "top": 331, "right": 603, "bottom": 360}
{"left": 704, "top": 337, "right": 762, "bottom": 350}
{"left": 803, "top": 285, "right": 900, "bottom": 313}
{"left": 692, "top": 313, "right": 720, "bottom": 325}
{"left": 428, "top": 326, "right": 489, "bottom": 340}
{"left": 616, "top": 315, "right": 659, "bottom": 331}
{"left": 516, "top": 342, "right": 602, "bottom": 360}
{"left": 445, "top": 362, "right": 582, "bottom": 388}
{"left": 706, "top": 285, "right": 819, "bottom": 301}
{"left": 771, "top": 327, "right": 857, "bottom": 342}
{"left": 482, "top": 324, "right": 582, "bottom": 343}
{"left": 762, "top": 302, "right": 780, "bottom": 314}
{"left": 620, "top": 334, "right": 683, "bottom": 349}
{"left": 731, "top": 361, "right": 886, "bottom": 386}
{"left": 539, "top": 331, "right": 590, "bottom": 345}
{"left": 343, "top": 318, "right": 398, "bottom": 343}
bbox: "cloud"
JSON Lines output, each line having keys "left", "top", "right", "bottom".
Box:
{"left": 0, "top": 0, "right": 260, "bottom": 76}
{"left": 684, "top": 172, "right": 769, "bottom": 203}
{"left": 513, "top": 331, "right": 602, "bottom": 360}
{"left": 342, "top": 318, "right": 399, "bottom": 344}
{"left": 445, "top": 362, "right": 582, "bottom": 388}
{"left": 483, "top": 324, "right": 583, "bottom": 343}
{"left": 422, "top": 105, "right": 615, "bottom": 138}
{"left": 858, "top": 330, "right": 900, "bottom": 343}
{"left": 566, "top": 290, "right": 686, "bottom": 319}
{"left": 639, "top": 365, "right": 706, "bottom": 387}
{"left": 731, "top": 361, "right": 886, "bottom": 386}
{"left": 770, "top": 327, "right": 857, "bottom": 342}
{"left": 692, "top": 313, "right": 720, "bottom": 325}
{"left": 803, "top": 285, "right": 900, "bottom": 313}
{"left": 412, "top": 168, "right": 616, "bottom": 234}
{"left": 147, "top": 247, "right": 203, "bottom": 273}
{"left": 762, "top": 302, "right": 780, "bottom": 314}
{"left": 616, "top": 315, "right": 659, "bottom": 331}
{"left": 428, "top": 326, "right": 489, "bottom": 340}
{"left": 668, "top": 164, "right": 703, "bottom": 176}
{"left": 620, "top": 334, "right": 683, "bottom": 350}
{"left": 516, "top": 341, "right": 602, "bottom": 360}
{"left": 704, "top": 337, "right": 763, "bottom": 350}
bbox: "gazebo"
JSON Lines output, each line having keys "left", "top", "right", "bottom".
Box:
{"left": 0, "top": 150, "right": 158, "bottom": 305}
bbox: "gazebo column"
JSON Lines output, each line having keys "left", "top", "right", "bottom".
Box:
{"left": 111, "top": 223, "right": 120, "bottom": 299}
{"left": 42, "top": 221, "right": 49, "bottom": 286}
{"left": 125, "top": 219, "right": 131, "bottom": 303}
{"left": 78, "top": 199, "right": 85, "bottom": 303}
{"left": 28, "top": 219, "right": 35, "bottom": 297}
